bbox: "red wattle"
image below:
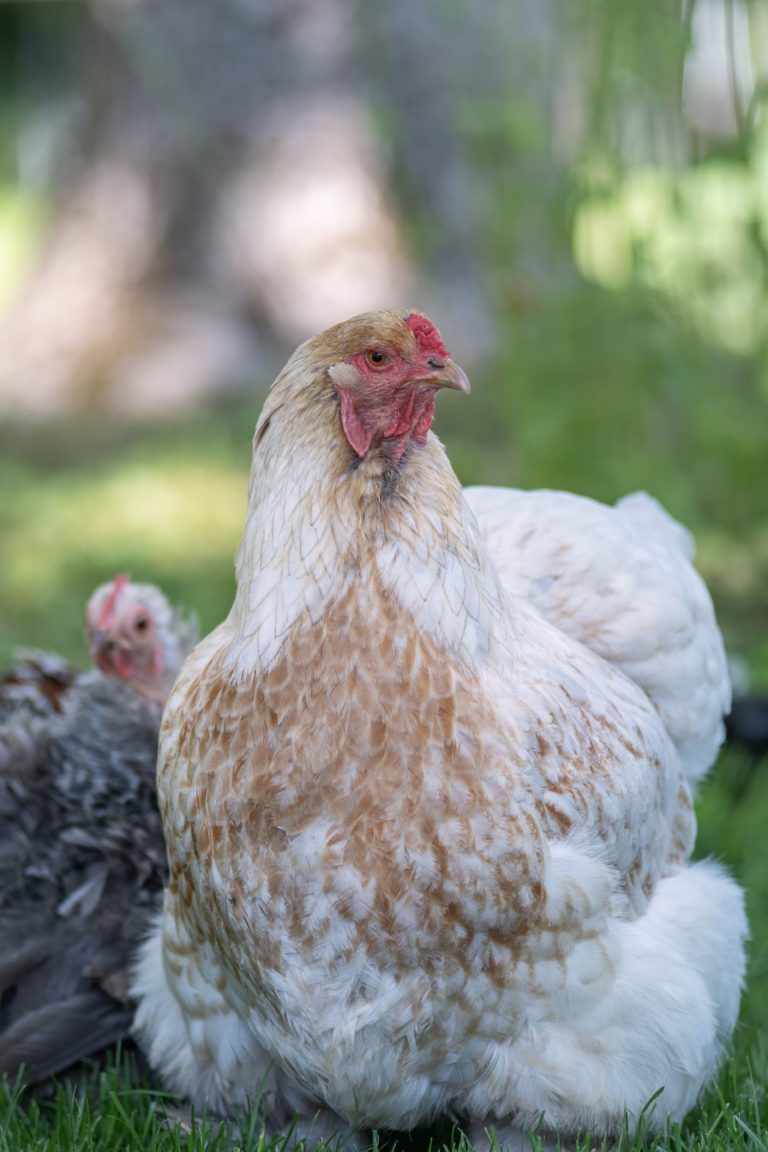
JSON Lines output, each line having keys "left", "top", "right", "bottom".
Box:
{"left": 338, "top": 388, "right": 373, "bottom": 457}
{"left": 337, "top": 385, "right": 436, "bottom": 460}
{"left": 383, "top": 389, "right": 416, "bottom": 439}
{"left": 412, "top": 395, "right": 435, "bottom": 444}
{"left": 113, "top": 651, "right": 135, "bottom": 679}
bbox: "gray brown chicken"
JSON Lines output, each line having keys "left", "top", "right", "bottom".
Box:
{"left": 0, "top": 576, "right": 196, "bottom": 1082}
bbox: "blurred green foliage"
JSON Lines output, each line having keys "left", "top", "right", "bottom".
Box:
{"left": 0, "top": 407, "right": 256, "bottom": 662}
{"left": 573, "top": 124, "right": 768, "bottom": 355}
{"left": 0, "top": 186, "right": 47, "bottom": 307}
{"left": 697, "top": 745, "right": 768, "bottom": 1044}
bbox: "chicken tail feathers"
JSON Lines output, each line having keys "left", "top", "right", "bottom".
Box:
{"left": 0, "top": 992, "right": 131, "bottom": 1083}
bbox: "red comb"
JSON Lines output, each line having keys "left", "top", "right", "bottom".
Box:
{"left": 406, "top": 312, "right": 448, "bottom": 360}
{"left": 98, "top": 572, "right": 131, "bottom": 628}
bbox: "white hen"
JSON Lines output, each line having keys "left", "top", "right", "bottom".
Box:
{"left": 132, "top": 310, "right": 746, "bottom": 1152}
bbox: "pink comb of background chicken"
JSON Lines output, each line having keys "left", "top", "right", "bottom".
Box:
{"left": 406, "top": 312, "right": 448, "bottom": 361}
{"left": 97, "top": 573, "right": 131, "bottom": 629}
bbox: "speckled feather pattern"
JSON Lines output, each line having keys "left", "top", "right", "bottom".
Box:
{"left": 0, "top": 651, "right": 77, "bottom": 778}
{"left": 133, "top": 311, "right": 746, "bottom": 1145}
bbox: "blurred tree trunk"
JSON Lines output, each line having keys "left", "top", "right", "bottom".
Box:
{"left": 0, "top": 0, "right": 576, "bottom": 419}
{"left": 0, "top": 0, "right": 414, "bottom": 416}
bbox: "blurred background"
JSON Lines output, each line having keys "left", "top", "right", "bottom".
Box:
{"left": 0, "top": 0, "right": 766, "bottom": 675}
{"left": 0, "top": 0, "right": 767, "bottom": 1077}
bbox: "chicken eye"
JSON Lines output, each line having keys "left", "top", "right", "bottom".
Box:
{"left": 365, "top": 349, "right": 388, "bottom": 369}
{"left": 134, "top": 616, "right": 149, "bottom": 633}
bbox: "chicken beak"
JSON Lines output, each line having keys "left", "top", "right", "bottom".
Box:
{"left": 424, "top": 358, "right": 471, "bottom": 394}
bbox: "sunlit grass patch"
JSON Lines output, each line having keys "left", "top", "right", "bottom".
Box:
{"left": 3, "top": 458, "right": 246, "bottom": 580}
{"left": 0, "top": 450, "right": 248, "bottom": 663}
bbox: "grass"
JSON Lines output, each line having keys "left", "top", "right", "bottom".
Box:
{"left": 0, "top": 1052, "right": 268, "bottom": 1152}
{"left": 0, "top": 1024, "right": 766, "bottom": 1151}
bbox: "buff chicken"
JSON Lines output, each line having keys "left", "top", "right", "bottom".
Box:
{"left": 133, "top": 311, "right": 746, "bottom": 1151}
